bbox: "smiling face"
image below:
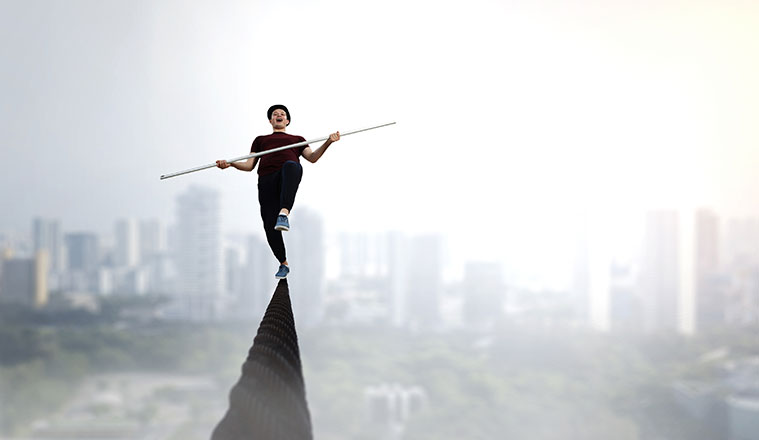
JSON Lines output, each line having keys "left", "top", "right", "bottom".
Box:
{"left": 269, "top": 108, "right": 289, "bottom": 131}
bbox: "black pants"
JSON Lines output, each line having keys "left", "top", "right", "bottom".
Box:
{"left": 258, "top": 161, "right": 303, "bottom": 263}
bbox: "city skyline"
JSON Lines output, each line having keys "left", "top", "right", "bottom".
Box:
{"left": 2, "top": 0, "right": 759, "bottom": 278}
{"left": 1, "top": 0, "right": 758, "bottom": 331}
{"left": 3, "top": 195, "right": 759, "bottom": 334}
{"left": 3, "top": 200, "right": 757, "bottom": 280}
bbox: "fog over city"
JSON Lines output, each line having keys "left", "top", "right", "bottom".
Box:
{"left": 3, "top": 0, "right": 759, "bottom": 267}
{"left": 2, "top": 1, "right": 759, "bottom": 439}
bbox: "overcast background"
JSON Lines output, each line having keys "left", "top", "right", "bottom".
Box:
{"left": 2, "top": 0, "right": 759, "bottom": 283}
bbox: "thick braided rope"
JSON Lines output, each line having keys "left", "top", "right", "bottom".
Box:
{"left": 212, "top": 279, "right": 312, "bottom": 440}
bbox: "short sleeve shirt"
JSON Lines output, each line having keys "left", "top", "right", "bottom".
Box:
{"left": 251, "top": 132, "right": 307, "bottom": 176}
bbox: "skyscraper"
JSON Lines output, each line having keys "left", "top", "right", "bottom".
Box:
{"left": 338, "top": 231, "right": 388, "bottom": 278}
{"left": 173, "top": 185, "right": 224, "bottom": 320}
{"left": 225, "top": 246, "right": 242, "bottom": 297}
{"left": 65, "top": 233, "right": 99, "bottom": 272}
{"left": 287, "top": 207, "right": 326, "bottom": 327}
{"left": 0, "top": 250, "right": 48, "bottom": 308}
{"left": 139, "top": 219, "right": 170, "bottom": 295}
{"left": 695, "top": 209, "right": 723, "bottom": 330}
{"left": 639, "top": 210, "right": 695, "bottom": 334}
{"left": 571, "top": 215, "right": 591, "bottom": 326}
{"left": 32, "top": 217, "right": 64, "bottom": 272}
{"left": 338, "top": 232, "right": 368, "bottom": 278}
{"left": 139, "top": 218, "right": 167, "bottom": 261}
{"left": 114, "top": 218, "right": 139, "bottom": 268}
{"left": 572, "top": 212, "right": 613, "bottom": 332}
{"left": 64, "top": 232, "right": 99, "bottom": 293}
{"left": 405, "top": 234, "right": 443, "bottom": 329}
{"left": 387, "top": 231, "right": 409, "bottom": 328}
{"left": 462, "top": 261, "right": 503, "bottom": 328}
{"left": 724, "top": 217, "right": 759, "bottom": 327}
{"left": 241, "top": 234, "right": 274, "bottom": 320}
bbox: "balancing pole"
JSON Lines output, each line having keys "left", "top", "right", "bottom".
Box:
{"left": 160, "top": 121, "right": 396, "bottom": 180}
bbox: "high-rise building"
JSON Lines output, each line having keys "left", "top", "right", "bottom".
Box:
{"left": 725, "top": 217, "right": 759, "bottom": 268}
{"left": 572, "top": 212, "right": 613, "bottom": 332}
{"left": 137, "top": 219, "right": 170, "bottom": 295}
{"left": 722, "top": 217, "right": 759, "bottom": 328}
{"left": 609, "top": 261, "right": 640, "bottom": 332}
{"left": 173, "top": 185, "right": 224, "bottom": 320}
{"left": 387, "top": 231, "right": 409, "bottom": 328}
{"left": 241, "top": 234, "right": 276, "bottom": 320}
{"left": 0, "top": 250, "right": 48, "bottom": 307}
{"left": 63, "top": 232, "right": 99, "bottom": 293}
{"left": 65, "top": 233, "right": 99, "bottom": 272}
{"left": 287, "top": 207, "right": 325, "bottom": 327}
{"left": 338, "top": 232, "right": 367, "bottom": 278}
{"left": 462, "top": 261, "right": 503, "bottom": 327}
{"left": 639, "top": 210, "right": 696, "bottom": 334}
{"left": 329, "top": 231, "right": 413, "bottom": 327}
{"left": 338, "top": 232, "right": 388, "bottom": 278}
{"left": 225, "top": 246, "right": 242, "bottom": 296}
{"left": 640, "top": 210, "right": 681, "bottom": 333}
{"left": 695, "top": 209, "right": 720, "bottom": 275}
{"left": 32, "top": 218, "right": 65, "bottom": 272}
{"left": 114, "top": 218, "right": 139, "bottom": 268}
{"left": 572, "top": 216, "right": 591, "bottom": 326}
{"left": 405, "top": 234, "right": 443, "bottom": 329}
{"left": 725, "top": 266, "right": 759, "bottom": 327}
{"left": 694, "top": 209, "right": 724, "bottom": 330}
{"left": 139, "top": 218, "right": 167, "bottom": 261}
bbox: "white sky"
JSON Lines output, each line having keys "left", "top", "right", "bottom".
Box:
{"left": 2, "top": 0, "right": 758, "bottom": 283}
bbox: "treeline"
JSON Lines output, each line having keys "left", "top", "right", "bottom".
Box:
{"left": 299, "top": 326, "right": 755, "bottom": 440}
{"left": 2, "top": 303, "right": 758, "bottom": 439}
{"left": 0, "top": 294, "right": 172, "bottom": 327}
{"left": 0, "top": 321, "right": 253, "bottom": 435}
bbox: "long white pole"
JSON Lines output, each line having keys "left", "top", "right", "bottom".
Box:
{"left": 159, "top": 121, "right": 396, "bottom": 180}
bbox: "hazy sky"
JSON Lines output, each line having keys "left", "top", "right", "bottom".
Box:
{"left": 2, "top": 0, "right": 759, "bottom": 280}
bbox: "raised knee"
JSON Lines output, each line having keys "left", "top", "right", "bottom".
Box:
{"left": 283, "top": 160, "right": 301, "bottom": 170}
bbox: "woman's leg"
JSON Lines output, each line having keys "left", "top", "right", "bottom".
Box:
{"left": 279, "top": 161, "right": 303, "bottom": 215}
{"left": 258, "top": 173, "right": 287, "bottom": 263}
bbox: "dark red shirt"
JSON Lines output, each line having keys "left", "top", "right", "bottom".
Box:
{"left": 250, "top": 132, "right": 307, "bottom": 176}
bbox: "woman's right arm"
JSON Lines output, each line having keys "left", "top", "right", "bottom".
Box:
{"left": 217, "top": 157, "right": 257, "bottom": 172}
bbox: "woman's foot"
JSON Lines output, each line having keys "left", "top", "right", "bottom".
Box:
{"left": 275, "top": 264, "right": 290, "bottom": 279}
{"left": 275, "top": 214, "right": 290, "bottom": 232}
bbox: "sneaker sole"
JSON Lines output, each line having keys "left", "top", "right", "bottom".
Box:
{"left": 275, "top": 274, "right": 288, "bottom": 279}
{"left": 274, "top": 225, "right": 289, "bottom": 232}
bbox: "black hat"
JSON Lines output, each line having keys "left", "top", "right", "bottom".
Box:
{"left": 267, "top": 104, "right": 290, "bottom": 125}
